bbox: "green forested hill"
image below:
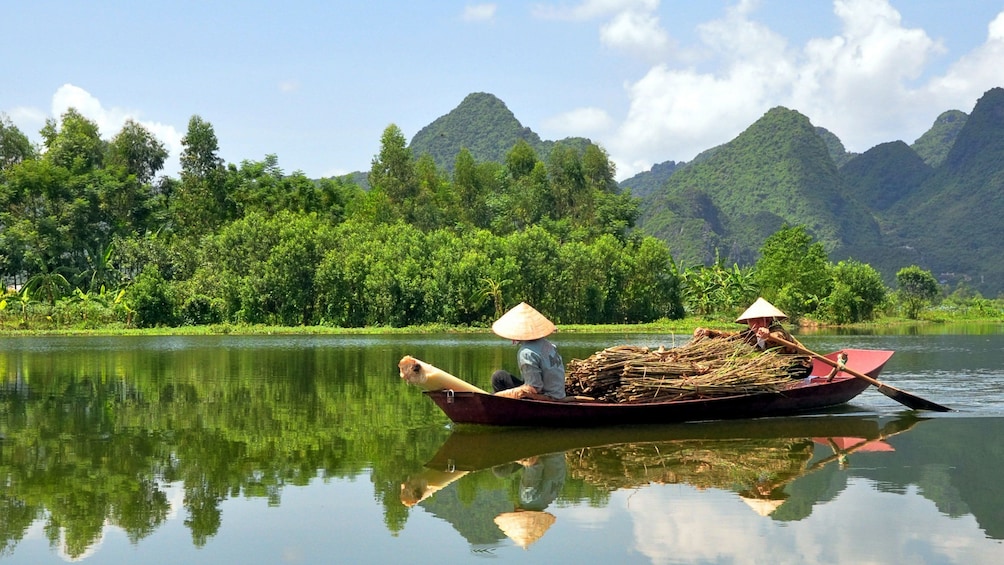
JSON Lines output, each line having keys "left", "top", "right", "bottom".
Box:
{"left": 370, "top": 89, "right": 1000, "bottom": 295}
{"left": 885, "top": 87, "right": 1004, "bottom": 292}
{"left": 409, "top": 93, "right": 542, "bottom": 171}
{"left": 636, "top": 107, "right": 880, "bottom": 266}
{"left": 816, "top": 126, "right": 857, "bottom": 168}
{"left": 839, "top": 141, "right": 932, "bottom": 214}
{"left": 911, "top": 109, "right": 968, "bottom": 167}
{"left": 408, "top": 92, "right": 591, "bottom": 172}
{"left": 618, "top": 160, "right": 682, "bottom": 199}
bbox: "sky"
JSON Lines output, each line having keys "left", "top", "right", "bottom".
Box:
{"left": 4, "top": 1, "right": 1004, "bottom": 181}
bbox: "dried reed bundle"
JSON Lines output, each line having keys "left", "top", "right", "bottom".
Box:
{"left": 566, "top": 336, "right": 807, "bottom": 403}
{"left": 565, "top": 438, "right": 814, "bottom": 492}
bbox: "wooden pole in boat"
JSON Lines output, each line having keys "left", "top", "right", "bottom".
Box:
{"left": 770, "top": 336, "right": 951, "bottom": 412}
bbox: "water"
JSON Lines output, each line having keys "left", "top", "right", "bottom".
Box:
{"left": 1, "top": 328, "right": 1003, "bottom": 564}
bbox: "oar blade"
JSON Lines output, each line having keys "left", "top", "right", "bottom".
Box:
{"left": 876, "top": 385, "right": 952, "bottom": 412}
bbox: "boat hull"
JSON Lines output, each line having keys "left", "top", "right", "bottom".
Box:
{"left": 424, "top": 349, "right": 894, "bottom": 427}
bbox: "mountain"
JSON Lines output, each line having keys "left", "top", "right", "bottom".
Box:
{"left": 408, "top": 92, "right": 591, "bottom": 172}
{"left": 885, "top": 87, "right": 1004, "bottom": 291}
{"left": 637, "top": 107, "right": 881, "bottom": 266}
{"left": 816, "top": 126, "right": 857, "bottom": 168}
{"left": 839, "top": 141, "right": 932, "bottom": 214}
{"left": 910, "top": 110, "right": 968, "bottom": 168}
{"left": 618, "top": 160, "right": 683, "bottom": 199}
{"left": 345, "top": 88, "right": 1003, "bottom": 295}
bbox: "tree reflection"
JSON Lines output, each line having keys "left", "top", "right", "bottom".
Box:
{"left": 0, "top": 342, "right": 447, "bottom": 559}
{"left": 2, "top": 338, "right": 1003, "bottom": 560}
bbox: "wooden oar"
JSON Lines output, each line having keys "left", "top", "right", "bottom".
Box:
{"left": 770, "top": 336, "right": 951, "bottom": 412}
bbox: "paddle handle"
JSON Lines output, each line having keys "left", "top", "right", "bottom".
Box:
{"left": 770, "top": 336, "right": 952, "bottom": 412}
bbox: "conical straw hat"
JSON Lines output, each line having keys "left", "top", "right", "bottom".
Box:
{"left": 735, "top": 297, "right": 787, "bottom": 323}
{"left": 492, "top": 302, "right": 556, "bottom": 341}
{"left": 494, "top": 511, "right": 556, "bottom": 549}
{"left": 739, "top": 496, "right": 785, "bottom": 517}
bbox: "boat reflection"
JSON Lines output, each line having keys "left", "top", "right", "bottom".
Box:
{"left": 401, "top": 414, "right": 923, "bottom": 549}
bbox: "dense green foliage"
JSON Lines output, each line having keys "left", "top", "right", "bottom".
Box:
{"left": 408, "top": 92, "right": 590, "bottom": 174}
{"left": 617, "top": 159, "right": 682, "bottom": 199}
{"left": 819, "top": 259, "right": 888, "bottom": 324}
{"left": 910, "top": 109, "right": 968, "bottom": 167}
{"left": 815, "top": 126, "right": 856, "bottom": 168}
{"left": 896, "top": 265, "right": 941, "bottom": 319}
{"left": 840, "top": 141, "right": 932, "bottom": 213}
{"left": 0, "top": 111, "right": 682, "bottom": 329}
{"left": 634, "top": 88, "right": 1004, "bottom": 298}
{"left": 637, "top": 107, "right": 881, "bottom": 269}
{"left": 886, "top": 88, "right": 1004, "bottom": 295}
{"left": 4, "top": 91, "right": 1001, "bottom": 330}
{"left": 753, "top": 225, "right": 834, "bottom": 319}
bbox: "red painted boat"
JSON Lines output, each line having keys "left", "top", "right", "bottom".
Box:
{"left": 424, "top": 348, "right": 895, "bottom": 427}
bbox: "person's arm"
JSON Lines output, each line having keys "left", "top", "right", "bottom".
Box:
{"left": 494, "top": 347, "right": 546, "bottom": 399}
{"left": 694, "top": 327, "right": 737, "bottom": 339}
{"left": 756, "top": 325, "right": 802, "bottom": 353}
{"left": 494, "top": 383, "right": 540, "bottom": 399}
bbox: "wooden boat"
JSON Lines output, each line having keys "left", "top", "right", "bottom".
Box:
{"left": 422, "top": 348, "right": 895, "bottom": 427}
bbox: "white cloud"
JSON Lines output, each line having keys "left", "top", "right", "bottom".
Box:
{"left": 534, "top": 0, "right": 669, "bottom": 57}
{"left": 602, "top": 1, "right": 1004, "bottom": 180}
{"left": 600, "top": 9, "right": 671, "bottom": 58}
{"left": 462, "top": 3, "right": 497, "bottom": 22}
{"left": 543, "top": 106, "right": 614, "bottom": 136}
{"left": 48, "top": 84, "right": 184, "bottom": 176}
{"left": 789, "top": 0, "right": 945, "bottom": 146}
{"left": 608, "top": 3, "right": 793, "bottom": 177}
{"left": 6, "top": 106, "right": 47, "bottom": 131}
{"left": 926, "top": 10, "right": 1004, "bottom": 107}
{"left": 532, "top": 0, "right": 659, "bottom": 21}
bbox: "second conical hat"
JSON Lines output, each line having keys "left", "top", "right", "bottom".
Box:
{"left": 492, "top": 302, "right": 556, "bottom": 341}
{"left": 735, "top": 297, "right": 787, "bottom": 323}
{"left": 494, "top": 511, "right": 556, "bottom": 549}
{"left": 739, "top": 496, "right": 785, "bottom": 517}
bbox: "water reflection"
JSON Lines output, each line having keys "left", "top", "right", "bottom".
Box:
{"left": 2, "top": 332, "right": 1004, "bottom": 563}
{"left": 401, "top": 415, "right": 924, "bottom": 549}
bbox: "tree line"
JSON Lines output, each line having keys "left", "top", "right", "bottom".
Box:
{"left": 1, "top": 109, "right": 985, "bottom": 330}
{"left": 1, "top": 111, "right": 682, "bottom": 328}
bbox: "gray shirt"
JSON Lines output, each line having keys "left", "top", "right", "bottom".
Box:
{"left": 517, "top": 338, "right": 566, "bottom": 399}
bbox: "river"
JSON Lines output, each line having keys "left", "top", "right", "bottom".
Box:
{"left": 1, "top": 327, "right": 1002, "bottom": 564}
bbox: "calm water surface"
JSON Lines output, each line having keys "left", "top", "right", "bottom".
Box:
{"left": 1, "top": 327, "right": 1003, "bottom": 564}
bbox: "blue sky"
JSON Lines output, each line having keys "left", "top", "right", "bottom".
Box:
{"left": 4, "top": 1, "right": 1004, "bottom": 181}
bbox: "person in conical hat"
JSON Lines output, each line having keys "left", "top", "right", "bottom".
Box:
{"left": 735, "top": 297, "right": 788, "bottom": 324}
{"left": 491, "top": 302, "right": 567, "bottom": 400}
{"left": 693, "top": 297, "right": 807, "bottom": 359}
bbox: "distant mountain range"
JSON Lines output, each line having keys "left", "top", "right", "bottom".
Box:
{"left": 398, "top": 89, "right": 1003, "bottom": 296}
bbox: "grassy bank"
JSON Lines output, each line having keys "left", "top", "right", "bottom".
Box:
{"left": 1, "top": 313, "right": 1001, "bottom": 338}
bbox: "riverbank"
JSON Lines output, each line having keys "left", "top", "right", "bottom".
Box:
{"left": 1, "top": 314, "right": 1000, "bottom": 337}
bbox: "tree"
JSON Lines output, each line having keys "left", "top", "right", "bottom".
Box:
{"left": 896, "top": 265, "right": 940, "bottom": 319}
{"left": 820, "top": 259, "right": 887, "bottom": 323}
{"left": 0, "top": 113, "right": 35, "bottom": 171}
{"left": 452, "top": 148, "right": 495, "bottom": 228}
{"left": 547, "top": 143, "right": 590, "bottom": 222}
{"left": 130, "top": 265, "right": 176, "bottom": 327}
{"left": 173, "top": 115, "right": 228, "bottom": 234}
{"left": 504, "top": 139, "right": 538, "bottom": 179}
{"left": 106, "top": 119, "right": 168, "bottom": 183}
{"left": 40, "top": 108, "right": 105, "bottom": 172}
{"left": 753, "top": 224, "right": 833, "bottom": 318}
{"left": 368, "top": 124, "right": 415, "bottom": 205}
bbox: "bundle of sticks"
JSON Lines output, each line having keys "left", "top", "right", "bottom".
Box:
{"left": 565, "top": 335, "right": 808, "bottom": 403}
{"left": 565, "top": 438, "right": 813, "bottom": 492}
